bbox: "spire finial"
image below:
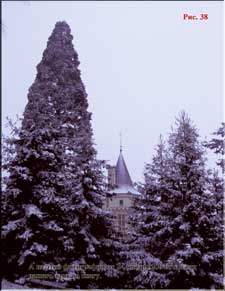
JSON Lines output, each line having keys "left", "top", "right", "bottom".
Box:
{"left": 120, "top": 132, "right": 122, "bottom": 153}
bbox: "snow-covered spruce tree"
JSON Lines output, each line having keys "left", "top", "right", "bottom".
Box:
{"left": 142, "top": 112, "right": 223, "bottom": 289}
{"left": 203, "top": 123, "right": 224, "bottom": 286}
{"left": 204, "top": 122, "right": 225, "bottom": 173}
{"left": 165, "top": 112, "right": 223, "bottom": 289}
{"left": 2, "top": 21, "right": 121, "bottom": 288}
{"left": 141, "top": 135, "right": 174, "bottom": 261}
{"left": 204, "top": 122, "right": 224, "bottom": 218}
{"left": 119, "top": 136, "right": 170, "bottom": 289}
{"left": 2, "top": 118, "right": 21, "bottom": 227}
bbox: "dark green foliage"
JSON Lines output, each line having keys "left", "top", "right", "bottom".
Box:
{"left": 2, "top": 20, "right": 224, "bottom": 289}
{"left": 138, "top": 112, "right": 224, "bottom": 289}
{"left": 204, "top": 122, "right": 225, "bottom": 172}
{"left": 2, "top": 21, "right": 120, "bottom": 288}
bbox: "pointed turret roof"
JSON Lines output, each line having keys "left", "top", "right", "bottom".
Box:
{"left": 111, "top": 149, "right": 140, "bottom": 195}
{"left": 116, "top": 152, "right": 133, "bottom": 187}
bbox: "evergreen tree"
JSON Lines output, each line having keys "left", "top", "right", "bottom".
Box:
{"left": 142, "top": 135, "right": 174, "bottom": 261}
{"left": 204, "top": 122, "right": 225, "bottom": 173}
{"left": 204, "top": 122, "right": 224, "bottom": 225}
{"left": 165, "top": 112, "right": 223, "bottom": 289}
{"left": 143, "top": 112, "right": 224, "bottom": 289}
{"left": 2, "top": 21, "right": 120, "bottom": 288}
{"left": 120, "top": 136, "right": 170, "bottom": 289}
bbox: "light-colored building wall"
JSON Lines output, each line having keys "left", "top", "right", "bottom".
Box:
{"left": 103, "top": 194, "right": 134, "bottom": 209}
{"left": 104, "top": 154, "right": 140, "bottom": 238}
{"left": 103, "top": 193, "right": 135, "bottom": 236}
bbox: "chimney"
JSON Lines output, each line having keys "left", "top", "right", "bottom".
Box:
{"left": 107, "top": 165, "right": 116, "bottom": 188}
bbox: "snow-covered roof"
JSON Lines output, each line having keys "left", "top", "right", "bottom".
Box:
{"left": 110, "top": 151, "right": 141, "bottom": 196}
{"left": 110, "top": 185, "right": 141, "bottom": 195}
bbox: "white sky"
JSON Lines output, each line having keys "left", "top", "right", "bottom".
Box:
{"left": 2, "top": 1, "right": 224, "bottom": 182}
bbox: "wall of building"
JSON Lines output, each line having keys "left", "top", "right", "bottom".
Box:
{"left": 103, "top": 193, "right": 135, "bottom": 236}
{"left": 103, "top": 193, "right": 134, "bottom": 210}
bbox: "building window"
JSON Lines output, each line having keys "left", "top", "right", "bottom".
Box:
{"left": 119, "top": 200, "right": 124, "bottom": 206}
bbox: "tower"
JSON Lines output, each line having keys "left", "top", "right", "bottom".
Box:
{"left": 103, "top": 146, "right": 141, "bottom": 237}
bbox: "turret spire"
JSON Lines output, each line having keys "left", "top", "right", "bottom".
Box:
{"left": 116, "top": 151, "right": 133, "bottom": 187}
{"left": 108, "top": 142, "right": 141, "bottom": 195}
{"left": 120, "top": 132, "right": 122, "bottom": 153}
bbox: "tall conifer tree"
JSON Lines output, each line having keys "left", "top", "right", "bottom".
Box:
{"left": 121, "top": 136, "right": 169, "bottom": 289}
{"left": 142, "top": 112, "right": 224, "bottom": 289}
{"left": 2, "top": 21, "right": 120, "bottom": 288}
{"left": 204, "top": 122, "right": 225, "bottom": 173}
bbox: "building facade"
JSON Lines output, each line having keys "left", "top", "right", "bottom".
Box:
{"left": 103, "top": 149, "right": 141, "bottom": 237}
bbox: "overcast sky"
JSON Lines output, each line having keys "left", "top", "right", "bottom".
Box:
{"left": 2, "top": 1, "right": 224, "bottom": 182}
